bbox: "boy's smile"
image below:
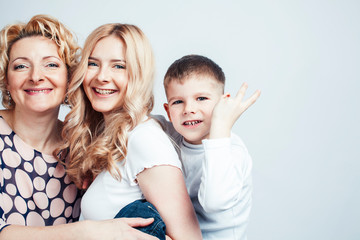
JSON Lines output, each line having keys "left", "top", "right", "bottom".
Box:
{"left": 164, "top": 75, "right": 223, "bottom": 144}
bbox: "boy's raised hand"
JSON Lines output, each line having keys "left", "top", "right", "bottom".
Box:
{"left": 210, "top": 83, "right": 261, "bottom": 139}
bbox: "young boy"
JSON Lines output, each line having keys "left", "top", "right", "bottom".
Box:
{"left": 156, "top": 54, "right": 260, "bottom": 240}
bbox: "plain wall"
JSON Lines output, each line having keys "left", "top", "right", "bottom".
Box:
{"left": 1, "top": 0, "right": 359, "bottom": 239}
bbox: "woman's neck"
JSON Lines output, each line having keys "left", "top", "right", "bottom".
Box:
{"left": 2, "top": 108, "right": 63, "bottom": 155}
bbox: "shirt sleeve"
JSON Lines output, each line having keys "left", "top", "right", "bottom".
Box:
{"left": 125, "top": 119, "right": 182, "bottom": 183}
{"left": 198, "top": 134, "right": 252, "bottom": 213}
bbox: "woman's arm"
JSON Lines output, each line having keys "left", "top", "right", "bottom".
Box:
{"left": 137, "top": 165, "right": 202, "bottom": 240}
{"left": 0, "top": 218, "right": 157, "bottom": 240}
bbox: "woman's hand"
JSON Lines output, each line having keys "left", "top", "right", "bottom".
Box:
{"left": 84, "top": 218, "right": 158, "bottom": 240}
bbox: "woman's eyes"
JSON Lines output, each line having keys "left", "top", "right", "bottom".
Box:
{"left": 46, "top": 63, "right": 59, "bottom": 68}
{"left": 87, "top": 62, "right": 125, "bottom": 69}
{"left": 14, "top": 64, "right": 26, "bottom": 70}
{"left": 12, "top": 62, "right": 60, "bottom": 71}
{"left": 114, "top": 64, "right": 125, "bottom": 69}
{"left": 88, "top": 62, "right": 98, "bottom": 67}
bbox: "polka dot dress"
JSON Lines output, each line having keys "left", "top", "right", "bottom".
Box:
{"left": 0, "top": 117, "right": 81, "bottom": 231}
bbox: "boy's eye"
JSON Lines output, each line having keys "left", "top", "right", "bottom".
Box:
{"left": 197, "top": 97, "right": 207, "bottom": 101}
{"left": 172, "top": 100, "right": 183, "bottom": 105}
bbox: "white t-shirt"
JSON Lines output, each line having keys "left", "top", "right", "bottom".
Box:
{"left": 80, "top": 118, "right": 182, "bottom": 220}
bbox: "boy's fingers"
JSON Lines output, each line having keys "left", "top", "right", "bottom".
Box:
{"left": 235, "top": 82, "right": 248, "bottom": 101}
{"left": 242, "top": 90, "right": 261, "bottom": 110}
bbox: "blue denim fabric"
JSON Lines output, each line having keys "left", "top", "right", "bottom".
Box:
{"left": 114, "top": 199, "right": 166, "bottom": 240}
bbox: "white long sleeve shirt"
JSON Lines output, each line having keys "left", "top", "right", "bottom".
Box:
{"left": 155, "top": 115, "right": 252, "bottom": 240}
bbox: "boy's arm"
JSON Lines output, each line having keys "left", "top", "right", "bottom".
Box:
{"left": 198, "top": 83, "right": 260, "bottom": 212}
{"left": 199, "top": 137, "right": 252, "bottom": 212}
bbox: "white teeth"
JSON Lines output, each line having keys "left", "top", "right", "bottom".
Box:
{"left": 27, "top": 90, "right": 48, "bottom": 93}
{"left": 94, "top": 88, "right": 116, "bottom": 95}
{"left": 184, "top": 120, "right": 201, "bottom": 126}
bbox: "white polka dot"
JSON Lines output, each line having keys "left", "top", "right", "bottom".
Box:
{"left": 34, "top": 157, "right": 47, "bottom": 175}
{"left": 2, "top": 193, "right": 13, "bottom": 214}
{"left": 6, "top": 183, "right": 17, "bottom": 196}
{"left": 3, "top": 168, "right": 12, "bottom": 179}
{"left": 33, "top": 177, "right": 46, "bottom": 191}
{"left": 43, "top": 154, "right": 57, "bottom": 164}
{"left": 42, "top": 210, "right": 50, "bottom": 219}
{"left": 7, "top": 212, "right": 25, "bottom": 225}
{"left": 46, "top": 178, "right": 61, "bottom": 198}
{"left": 50, "top": 198, "right": 65, "bottom": 218}
{"left": 64, "top": 174, "right": 71, "bottom": 184}
{"left": 0, "top": 138, "right": 4, "bottom": 151}
{"left": 48, "top": 167, "right": 55, "bottom": 177}
{"left": 24, "top": 162, "right": 34, "bottom": 172}
{"left": 13, "top": 135, "right": 34, "bottom": 160}
{"left": 28, "top": 200, "right": 36, "bottom": 210}
{"left": 0, "top": 169, "right": 3, "bottom": 186}
{"left": 53, "top": 217, "right": 66, "bottom": 225}
{"left": 2, "top": 149, "right": 21, "bottom": 168}
{"left": 4, "top": 136, "right": 12, "bottom": 147}
{"left": 14, "top": 196, "right": 27, "bottom": 214}
{"left": 27, "top": 211, "right": 45, "bottom": 226}
{"left": 15, "top": 169, "right": 33, "bottom": 198}
{"left": 53, "top": 164, "right": 65, "bottom": 178}
{"left": 64, "top": 206, "right": 73, "bottom": 218}
{"left": 63, "top": 184, "right": 77, "bottom": 204}
{"left": 33, "top": 192, "right": 49, "bottom": 209}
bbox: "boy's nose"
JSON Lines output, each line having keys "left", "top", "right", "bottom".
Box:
{"left": 183, "top": 102, "right": 196, "bottom": 115}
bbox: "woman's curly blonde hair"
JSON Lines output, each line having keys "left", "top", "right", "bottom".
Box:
{"left": 60, "top": 23, "right": 155, "bottom": 188}
{"left": 0, "top": 14, "right": 80, "bottom": 109}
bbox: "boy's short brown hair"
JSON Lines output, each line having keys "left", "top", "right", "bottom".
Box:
{"left": 164, "top": 54, "right": 225, "bottom": 94}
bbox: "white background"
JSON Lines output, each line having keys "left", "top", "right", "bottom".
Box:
{"left": 1, "top": 0, "right": 359, "bottom": 239}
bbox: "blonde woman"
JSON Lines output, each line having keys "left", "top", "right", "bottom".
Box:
{"left": 0, "top": 15, "right": 157, "bottom": 240}
{"left": 62, "top": 24, "right": 202, "bottom": 239}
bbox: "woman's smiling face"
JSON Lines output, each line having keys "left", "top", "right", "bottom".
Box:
{"left": 6, "top": 36, "right": 68, "bottom": 114}
{"left": 83, "top": 35, "right": 129, "bottom": 119}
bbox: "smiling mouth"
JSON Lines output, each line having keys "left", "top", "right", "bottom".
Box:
{"left": 183, "top": 120, "right": 202, "bottom": 126}
{"left": 25, "top": 89, "right": 51, "bottom": 93}
{"left": 93, "top": 88, "right": 117, "bottom": 95}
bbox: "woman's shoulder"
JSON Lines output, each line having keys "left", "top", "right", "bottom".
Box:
{"left": 128, "top": 117, "right": 175, "bottom": 149}
{"left": 129, "top": 116, "right": 163, "bottom": 137}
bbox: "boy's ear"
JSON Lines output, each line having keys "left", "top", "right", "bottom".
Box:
{"left": 163, "top": 103, "right": 172, "bottom": 122}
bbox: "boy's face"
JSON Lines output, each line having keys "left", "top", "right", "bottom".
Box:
{"left": 164, "top": 75, "right": 223, "bottom": 144}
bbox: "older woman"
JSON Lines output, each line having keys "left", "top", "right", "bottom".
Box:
{"left": 0, "top": 15, "right": 156, "bottom": 240}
